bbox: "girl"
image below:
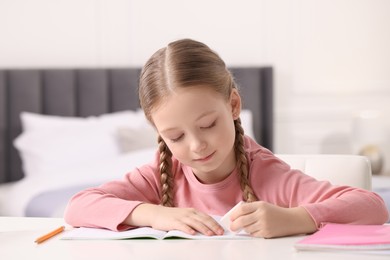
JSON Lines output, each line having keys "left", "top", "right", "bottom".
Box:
{"left": 64, "top": 39, "right": 388, "bottom": 238}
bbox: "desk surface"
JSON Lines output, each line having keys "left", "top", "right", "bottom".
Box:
{"left": 0, "top": 217, "right": 388, "bottom": 260}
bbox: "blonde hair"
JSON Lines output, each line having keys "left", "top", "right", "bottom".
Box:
{"left": 139, "top": 39, "right": 257, "bottom": 206}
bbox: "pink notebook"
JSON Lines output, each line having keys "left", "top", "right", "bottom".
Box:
{"left": 295, "top": 223, "right": 390, "bottom": 251}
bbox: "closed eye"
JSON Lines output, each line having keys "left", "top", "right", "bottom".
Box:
{"left": 201, "top": 120, "right": 216, "bottom": 129}
{"left": 170, "top": 134, "right": 184, "bottom": 143}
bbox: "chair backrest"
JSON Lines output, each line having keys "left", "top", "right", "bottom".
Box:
{"left": 276, "top": 154, "right": 372, "bottom": 190}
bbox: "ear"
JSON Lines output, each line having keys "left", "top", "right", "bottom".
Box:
{"left": 229, "top": 89, "right": 241, "bottom": 120}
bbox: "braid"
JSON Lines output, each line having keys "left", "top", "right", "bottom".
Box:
{"left": 234, "top": 118, "right": 258, "bottom": 202}
{"left": 158, "top": 135, "right": 174, "bottom": 207}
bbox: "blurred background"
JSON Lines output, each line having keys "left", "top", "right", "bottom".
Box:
{"left": 1, "top": 0, "right": 390, "bottom": 174}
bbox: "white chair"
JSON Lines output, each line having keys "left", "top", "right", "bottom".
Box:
{"left": 276, "top": 154, "right": 372, "bottom": 190}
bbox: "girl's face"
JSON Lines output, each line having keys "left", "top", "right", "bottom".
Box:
{"left": 151, "top": 86, "right": 241, "bottom": 184}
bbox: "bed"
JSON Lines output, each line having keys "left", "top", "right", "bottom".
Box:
{"left": 0, "top": 67, "right": 274, "bottom": 217}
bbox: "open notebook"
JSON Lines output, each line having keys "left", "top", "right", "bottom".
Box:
{"left": 62, "top": 203, "right": 253, "bottom": 240}
{"left": 61, "top": 225, "right": 251, "bottom": 240}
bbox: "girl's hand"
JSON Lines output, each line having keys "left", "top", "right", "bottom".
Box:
{"left": 229, "top": 201, "right": 316, "bottom": 238}
{"left": 126, "top": 204, "right": 224, "bottom": 236}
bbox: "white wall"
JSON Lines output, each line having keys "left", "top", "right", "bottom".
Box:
{"left": 1, "top": 0, "right": 390, "bottom": 173}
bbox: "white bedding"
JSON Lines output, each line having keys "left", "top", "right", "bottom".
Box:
{"left": 0, "top": 147, "right": 156, "bottom": 217}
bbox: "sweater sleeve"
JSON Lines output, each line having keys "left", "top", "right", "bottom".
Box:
{"left": 64, "top": 154, "right": 162, "bottom": 231}
{"left": 302, "top": 185, "right": 389, "bottom": 228}
{"left": 248, "top": 146, "right": 389, "bottom": 229}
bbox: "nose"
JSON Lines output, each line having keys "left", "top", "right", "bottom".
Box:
{"left": 190, "top": 135, "right": 207, "bottom": 153}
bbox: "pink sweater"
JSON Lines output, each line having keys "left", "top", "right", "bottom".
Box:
{"left": 64, "top": 136, "right": 389, "bottom": 231}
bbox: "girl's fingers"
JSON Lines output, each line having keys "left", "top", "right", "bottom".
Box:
{"left": 195, "top": 213, "right": 224, "bottom": 235}
{"left": 183, "top": 212, "right": 224, "bottom": 236}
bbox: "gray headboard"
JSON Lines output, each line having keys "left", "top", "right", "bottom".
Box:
{"left": 0, "top": 67, "right": 273, "bottom": 183}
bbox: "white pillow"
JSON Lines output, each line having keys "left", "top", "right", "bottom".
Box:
{"left": 117, "top": 126, "right": 157, "bottom": 153}
{"left": 14, "top": 125, "right": 119, "bottom": 176}
{"left": 13, "top": 110, "right": 154, "bottom": 176}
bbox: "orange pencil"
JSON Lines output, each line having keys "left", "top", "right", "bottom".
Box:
{"left": 34, "top": 226, "right": 65, "bottom": 244}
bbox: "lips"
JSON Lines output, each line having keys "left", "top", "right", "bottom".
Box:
{"left": 194, "top": 151, "right": 215, "bottom": 162}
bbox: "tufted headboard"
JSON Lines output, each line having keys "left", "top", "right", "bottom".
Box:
{"left": 0, "top": 67, "right": 273, "bottom": 183}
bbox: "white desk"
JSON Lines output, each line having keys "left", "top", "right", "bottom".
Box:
{"left": 0, "top": 217, "right": 388, "bottom": 260}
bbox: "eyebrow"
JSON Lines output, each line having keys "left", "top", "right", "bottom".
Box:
{"left": 160, "top": 110, "right": 217, "bottom": 134}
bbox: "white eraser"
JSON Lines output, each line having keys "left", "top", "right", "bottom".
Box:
{"left": 220, "top": 201, "right": 244, "bottom": 233}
